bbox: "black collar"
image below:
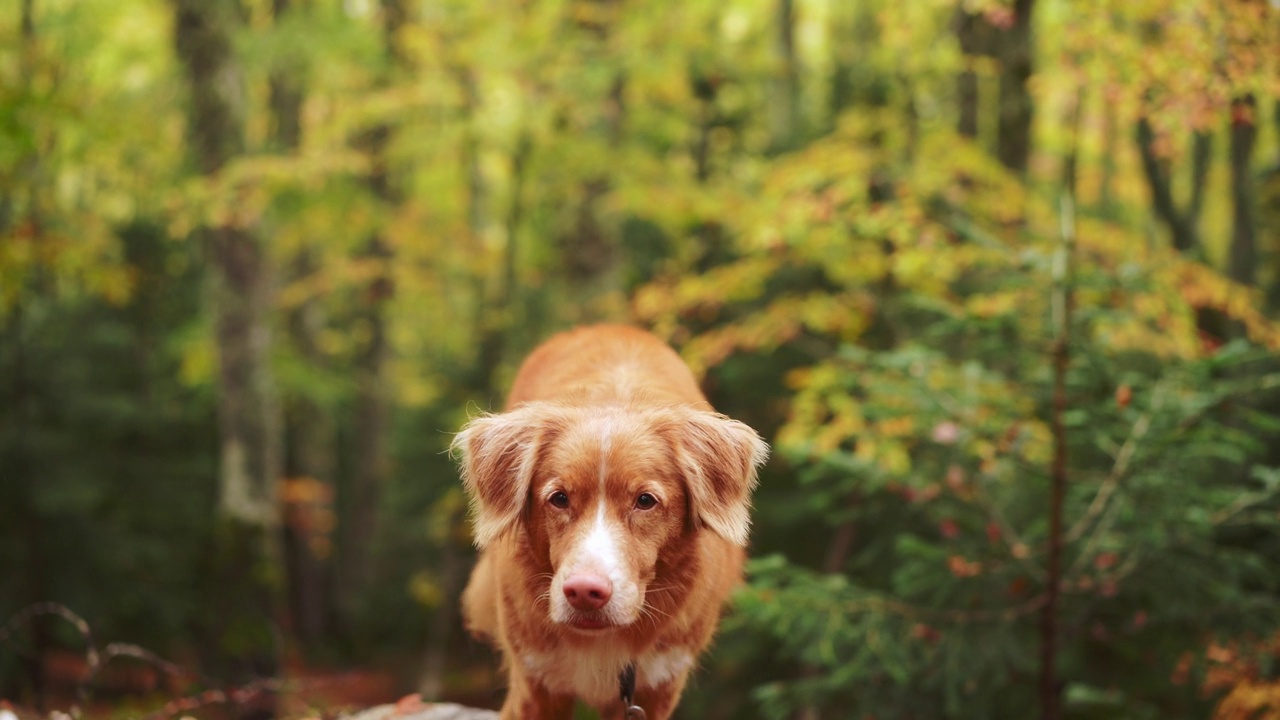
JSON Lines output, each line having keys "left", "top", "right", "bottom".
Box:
{"left": 619, "top": 663, "right": 646, "bottom": 719}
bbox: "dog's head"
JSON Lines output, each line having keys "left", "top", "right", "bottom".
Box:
{"left": 452, "top": 403, "right": 768, "bottom": 631}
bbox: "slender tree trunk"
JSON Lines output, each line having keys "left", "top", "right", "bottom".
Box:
{"left": 9, "top": 1, "right": 52, "bottom": 708}
{"left": 828, "top": 4, "right": 853, "bottom": 126}
{"left": 453, "top": 64, "right": 497, "bottom": 398}
{"left": 1137, "top": 116, "right": 1228, "bottom": 340}
{"left": 20, "top": 0, "right": 32, "bottom": 36}
{"left": 1223, "top": 0, "right": 1268, "bottom": 308}
{"left": 282, "top": 309, "right": 337, "bottom": 650}
{"left": 954, "top": 7, "right": 992, "bottom": 140}
{"left": 269, "top": 0, "right": 304, "bottom": 152}
{"left": 954, "top": 0, "right": 1035, "bottom": 172}
{"left": 452, "top": 62, "right": 502, "bottom": 400}
{"left": 177, "top": 0, "right": 281, "bottom": 541}
{"left": 1225, "top": 3, "right": 1279, "bottom": 472}
{"left": 1098, "top": 93, "right": 1118, "bottom": 217}
{"left": 997, "top": 0, "right": 1036, "bottom": 175}
{"left": 1062, "top": 83, "right": 1085, "bottom": 201}
{"left": 473, "top": 131, "right": 531, "bottom": 393}
{"left": 172, "top": 1, "right": 283, "bottom": 710}
{"left": 1136, "top": 117, "right": 1210, "bottom": 255}
{"left": 1228, "top": 95, "right": 1258, "bottom": 287}
{"left": 1187, "top": 130, "right": 1212, "bottom": 225}
{"left": 692, "top": 76, "right": 716, "bottom": 183}
{"left": 829, "top": 3, "right": 883, "bottom": 123}
{"left": 416, "top": 62, "right": 517, "bottom": 699}
{"left": 341, "top": 0, "right": 405, "bottom": 612}
{"left": 769, "top": 0, "right": 800, "bottom": 152}
{"left": 270, "top": 0, "right": 335, "bottom": 651}
{"left": 560, "top": 0, "right": 626, "bottom": 317}
{"left": 416, "top": 502, "right": 466, "bottom": 700}
{"left": 10, "top": 0, "right": 40, "bottom": 233}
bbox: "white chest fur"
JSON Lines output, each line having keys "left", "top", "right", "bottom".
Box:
{"left": 521, "top": 644, "right": 694, "bottom": 704}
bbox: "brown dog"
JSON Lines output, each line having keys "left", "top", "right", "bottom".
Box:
{"left": 453, "top": 325, "right": 768, "bottom": 720}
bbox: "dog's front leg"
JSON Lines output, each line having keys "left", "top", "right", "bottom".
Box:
{"left": 500, "top": 667, "right": 576, "bottom": 720}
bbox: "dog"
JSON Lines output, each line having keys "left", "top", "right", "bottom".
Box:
{"left": 453, "top": 324, "right": 768, "bottom": 720}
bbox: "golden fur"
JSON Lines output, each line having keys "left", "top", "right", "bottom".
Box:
{"left": 453, "top": 325, "right": 768, "bottom": 720}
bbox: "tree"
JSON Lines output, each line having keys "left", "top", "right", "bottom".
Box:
{"left": 171, "top": 0, "right": 284, "bottom": 702}
{"left": 952, "top": 0, "right": 1037, "bottom": 174}
{"left": 340, "top": 0, "right": 407, "bottom": 616}
{"left": 768, "top": 0, "right": 800, "bottom": 152}
{"left": 267, "top": 0, "right": 337, "bottom": 651}
{"left": 1224, "top": 0, "right": 1269, "bottom": 288}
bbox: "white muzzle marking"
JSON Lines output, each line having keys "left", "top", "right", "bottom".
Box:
{"left": 551, "top": 501, "right": 641, "bottom": 625}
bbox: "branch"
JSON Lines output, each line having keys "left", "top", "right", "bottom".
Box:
{"left": 1064, "top": 400, "right": 1157, "bottom": 544}
{"left": 784, "top": 589, "right": 1048, "bottom": 625}
{"left": 972, "top": 474, "right": 1045, "bottom": 581}
{"left": 0, "top": 603, "right": 100, "bottom": 676}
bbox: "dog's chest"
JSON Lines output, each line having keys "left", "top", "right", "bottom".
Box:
{"left": 521, "top": 643, "right": 694, "bottom": 704}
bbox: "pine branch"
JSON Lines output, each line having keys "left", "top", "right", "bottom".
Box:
{"left": 1064, "top": 398, "right": 1158, "bottom": 544}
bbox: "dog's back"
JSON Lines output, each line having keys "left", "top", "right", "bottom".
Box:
{"left": 504, "top": 324, "right": 709, "bottom": 410}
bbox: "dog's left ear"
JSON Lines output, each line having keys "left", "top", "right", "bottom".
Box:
{"left": 668, "top": 410, "right": 770, "bottom": 547}
{"left": 452, "top": 404, "right": 561, "bottom": 549}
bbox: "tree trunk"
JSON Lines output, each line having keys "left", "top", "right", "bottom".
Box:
{"left": 953, "top": 0, "right": 1035, "bottom": 172}
{"left": 282, "top": 323, "right": 337, "bottom": 650}
{"left": 559, "top": 0, "right": 626, "bottom": 318}
{"left": 411, "top": 63, "right": 493, "bottom": 694}
{"left": 172, "top": 0, "right": 284, "bottom": 710}
{"left": 692, "top": 75, "right": 716, "bottom": 183}
{"left": 341, "top": 0, "right": 405, "bottom": 614}
{"left": 6, "top": 3, "right": 53, "bottom": 706}
{"left": 1098, "top": 95, "right": 1118, "bottom": 217}
{"left": 416, "top": 509, "right": 465, "bottom": 700}
{"left": 473, "top": 130, "right": 531, "bottom": 394}
{"left": 1137, "top": 115, "right": 1228, "bottom": 339}
{"left": 996, "top": 0, "right": 1036, "bottom": 175}
{"left": 1061, "top": 83, "right": 1084, "bottom": 201}
{"left": 828, "top": 4, "right": 852, "bottom": 126}
{"left": 828, "top": 3, "right": 883, "bottom": 126}
{"left": 269, "top": 0, "right": 304, "bottom": 153}
{"left": 1228, "top": 99, "right": 1258, "bottom": 287}
{"left": 769, "top": 0, "right": 800, "bottom": 152}
{"left": 954, "top": 7, "right": 992, "bottom": 140}
{"left": 271, "top": 0, "right": 335, "bottom": 651}
{"left": 1136, "top": 117, "right": 1210, "bottom": 255}
{"left": 453, "top": 64, "right": 496, "bottom": 395}
{"left": 1187, "top": 130, "right": 1212, "bottom": 225}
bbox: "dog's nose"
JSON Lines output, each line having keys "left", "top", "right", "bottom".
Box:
{"left": 563, "top": 574, "right": 613, "bottom": 611}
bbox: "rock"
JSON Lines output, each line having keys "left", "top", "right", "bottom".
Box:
{"left": 341, "top": 695, "right": 498, "bottom": 720}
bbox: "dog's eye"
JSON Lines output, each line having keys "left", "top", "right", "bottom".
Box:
{"left": 549, "top": 491, "right": 570, "bottom": 509}
{"left": 635, "top": 492, "right": 658, "bottom": 510}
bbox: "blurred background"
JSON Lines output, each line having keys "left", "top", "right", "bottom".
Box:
{"left": 2, "top": 0, "right": 1279, "bottom": 718}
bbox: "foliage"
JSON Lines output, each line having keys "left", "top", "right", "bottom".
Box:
{"left": 634, "top": 66, "right": 1280, "bottom": 720}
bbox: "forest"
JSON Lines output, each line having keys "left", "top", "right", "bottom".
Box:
{"left": 2, "top": 0, "right": 1280, "bottom": 718}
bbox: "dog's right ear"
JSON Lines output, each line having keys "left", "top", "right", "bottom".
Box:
{"left": 451, "top": 404, "right": 560, "bottom": 548}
